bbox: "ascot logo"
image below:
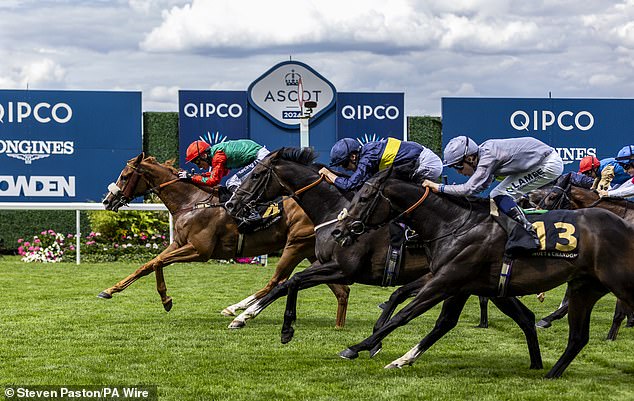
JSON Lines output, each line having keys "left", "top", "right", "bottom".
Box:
{"left": 0, "top": 139, "right": 75, "bottom": 164}
{"left": 248, "top": 60, "right": 336, "bottom": 129}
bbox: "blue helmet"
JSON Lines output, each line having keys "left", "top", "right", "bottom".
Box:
{"left": 616, "top": 145, "right": 634, "bottom": 162}
{"left": 330, "top": 138, "right": 361, "bottom": 167}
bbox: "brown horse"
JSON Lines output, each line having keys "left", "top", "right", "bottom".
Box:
{"left": 526, "top": 172, "right": 634, "bottom": 339}
{"left": 99, "top": 153, "right": 349, "bottom": 328}
{"left": 333, "top": 168, "right": 634, "bottom": 378}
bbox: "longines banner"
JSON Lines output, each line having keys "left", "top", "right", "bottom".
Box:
{"left": 0, "top": 90, "right": 141, "bottom": 202}
{"left": 441, "top": 97, "right": 634, "bottom": 189}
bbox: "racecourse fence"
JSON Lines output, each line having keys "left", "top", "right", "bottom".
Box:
{"left": 0, "top": 203, "right": 173, "bottom": 264}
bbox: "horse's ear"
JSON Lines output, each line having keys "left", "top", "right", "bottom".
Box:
{"left": 134, "top": 152, "right": 144, "bottom": 165}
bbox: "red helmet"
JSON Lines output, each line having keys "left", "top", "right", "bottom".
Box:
{"left": 578, "top": 156, "right": 600, "bottom": 173}
{"left": 185, "top": 140, "right": 210, "bottom": 163}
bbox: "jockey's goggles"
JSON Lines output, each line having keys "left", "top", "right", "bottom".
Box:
{"left": 619, "top": 161, "right": 634, "bottom": 170}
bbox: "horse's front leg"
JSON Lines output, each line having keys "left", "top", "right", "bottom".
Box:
{"left": 98, "top": 243, "right": 203, "bottom": 309}
{"left": 340, "top": 277, "right": 449, "bottom": 360}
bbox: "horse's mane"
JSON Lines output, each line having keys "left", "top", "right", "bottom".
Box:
{"left": 275, "top": 147, "right": 318, "bottom": 165}
{"left": 140, "top": 155, "right": 179, "bottom": 175}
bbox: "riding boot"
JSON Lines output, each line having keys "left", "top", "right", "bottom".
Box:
{"left": 506, "top": 206, "right": 541, "bottom": 249}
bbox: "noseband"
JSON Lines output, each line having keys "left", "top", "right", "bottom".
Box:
{"left": 342, "top": 180, "right": 430, "bottom": 235}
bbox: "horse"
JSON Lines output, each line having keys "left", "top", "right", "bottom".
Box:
{"left": 100, "top": 153, "right": 350, "bottom": 328}
{"left": 524, "top": 172, "right": 634, "bottom": 340}
{"left": 332, "top": 168, "right": 634, "bottom": 378}
{"left": 224, "top": 147, "right": 543, "bottom": 369}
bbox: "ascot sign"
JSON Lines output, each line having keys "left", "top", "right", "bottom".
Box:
{"left": 248, "top": 60, "right": 336, "bottom": 129}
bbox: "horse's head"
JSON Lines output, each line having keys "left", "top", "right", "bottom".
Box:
{"left": 225, "top": 147, "right": 317, "bottom": 219}
{"left": 331, "top": 168, "right": 395, "bottom": 247}
{"left": 538, "top": 173, "right": 572, "bottom": 210}
{"left": 102, "top": 153, "right": 154, "bottom": 211}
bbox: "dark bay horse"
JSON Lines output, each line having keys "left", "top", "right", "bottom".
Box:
{"left": 100, "top": 153, "right": 349, "bottom": 328}
{"left": 332, "top": 168, "right": 634, "bottom": 378}
{"left": 225, "top": 147, "right": 543, "bottom": 369}
{"left": 526, "top": 173, "right": 634, "bottom": 340}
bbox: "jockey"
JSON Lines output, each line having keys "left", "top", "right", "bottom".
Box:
{"left": 577, "top": 155, "right": 630, "bottom": 189}
{"left": 318, "top": 137, "right": 443, "bottom": 191}
{"left": 423, "top": 136, "right": 564, "bottom": 249}
{"left": 598, "top": 145, "right": 634, "bottom": 198}
{"left": 180, "top": 139, "right": 269, "bottom": 191}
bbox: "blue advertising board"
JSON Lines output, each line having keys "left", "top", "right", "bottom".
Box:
{"left": 441, "top": 97, "right": 634, "bottom": 190}
{"left": 178, "top": 90, "right": 248, "bottom": 167}
{"left": 0, "top": 90, "right": 141, "bottom": 202}
{"left": 336, "top": 92, "right": 405, "bottom": 142}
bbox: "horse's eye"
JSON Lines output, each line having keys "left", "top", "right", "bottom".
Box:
{"left": 359, "top": 196, "right": 368, "bottom": 202}
{"left": 251, "top": 172, "right": 260, "bottom": 179}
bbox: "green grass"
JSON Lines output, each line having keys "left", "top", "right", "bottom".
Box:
{"left": 0, "top": 255, "right": 632, "bottom": 401}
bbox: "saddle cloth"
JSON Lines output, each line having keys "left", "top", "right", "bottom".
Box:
{"left": 491, "top": 201, "right": 579, "bottom": 258}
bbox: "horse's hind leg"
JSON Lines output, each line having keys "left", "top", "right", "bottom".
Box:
{"left": 546, "top": 280, "right": 607, "bottom": 379}
{"left": 607, "top": 299, "right": 628, "bottom": 340}
{"left": 490, "top": 297, "right": 542, "bottom": 369}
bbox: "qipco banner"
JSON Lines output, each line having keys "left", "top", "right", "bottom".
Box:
{"left": 441, "top": 97, "right": 634, "bottom": 187}
{"left": 0, "top": 90, "right": 141, "bottom": 202}
{"left": 336, "top": 92, "right": 405, "bottom": 142}
{"left": 178, "top": 90, "right": 248, "bottom": 167}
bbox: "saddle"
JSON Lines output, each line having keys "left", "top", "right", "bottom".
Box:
{"left": 236, "top": 198, "right": 284, "bottom": 234}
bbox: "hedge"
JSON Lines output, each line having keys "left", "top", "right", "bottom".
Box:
{"left": 0, "top": 112, "right": 442, "bottom": 252}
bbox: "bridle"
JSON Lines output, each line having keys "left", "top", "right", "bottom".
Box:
{"left": 340, "top": 178, "right": 431, "bottom": 236}
{"left": 229, "top": 160, "right": 325, "bottom": 216}
{"left": 538, "top": 182, "right": 571, "bottom": 210}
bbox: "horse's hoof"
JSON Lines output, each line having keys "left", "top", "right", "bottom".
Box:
{"left": 475, "top": 323, "right": 488, "bottom": 329}
{"left": 384, "top": 363, "right": 402, "bottom": 369}
{"left": 369, "top": 343, "right": 382, "bottom": 358}
{"left": 97, "top": 291, "right": 112, "bottom": 299}
{"left": 221, "top": 308, "right": 236, "bottom": 317}
{"left": 281, "top": 328, "right": 295, "bottom": 344}
{"left": 163, "top": 298, "right": 173, "bottom": 312}
{"left": 339, "top": 348, "right": 359, "bottom": 360}
{"left": 536, "top": 320, "right": 552, "bottom": 329}
{"left": 378, "top": 302, "right": 387, "bottom": 310}
{"left": 228, "top": 319, "right": 246, "bottom": 329}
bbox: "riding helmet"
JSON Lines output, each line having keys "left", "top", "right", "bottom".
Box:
{"left": 185, "top": 140, "right": 211, "bottom": 163}
{"left": 443, "top": 136, "right": 479, "bottom": 167}
{"left": 578, "top": 156, "right": 600, "bottom": 173}
{"left": 330, "top": 138, "right": 362, "bottom": 167}
{"left": 616, "top": 145, "right": 634, "bottom": 162}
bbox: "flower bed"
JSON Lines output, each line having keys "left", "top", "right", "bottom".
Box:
{"left": 18, "top": 230, "right": 169, "bottom": 263}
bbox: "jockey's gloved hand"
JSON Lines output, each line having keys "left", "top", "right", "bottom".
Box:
{"left": 178, "top": 170, "right": 192, "bottom": 181}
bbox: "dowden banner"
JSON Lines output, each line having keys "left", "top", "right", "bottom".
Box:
{"left": 0, "top": 90, "right": 141, "bottom": 202}
{"left": 178, "top": 90, "right": 248, "bottom": 168}
{"left": 441, "top": 97, "right": 634, "bottom": 191}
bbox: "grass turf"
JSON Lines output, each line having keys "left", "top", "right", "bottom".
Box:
{"left": 0, "top": 255, "right": 632, "bottom": 400}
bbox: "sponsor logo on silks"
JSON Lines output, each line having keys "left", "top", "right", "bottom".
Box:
{"left": 0, "top": 139, "right": 75, "bottom": 165}
{"left": 248, "top": 60, "right": 336, "bottom": 129}
{"left": 0, "top": 175, "right": 75, "bottom": 197}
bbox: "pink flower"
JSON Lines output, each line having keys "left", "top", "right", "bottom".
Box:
{"left": 41, "top": 231, "right": 46, "bottom": 235}
{"left": 17, "top": 238, "right": 24, "bottom": 243}
{"left": 34, "top": 239, "right": 41, "bottom": 244}
{"left": 48, "top": 229, "right": 55, "bottom": 234}
{"left": 17, "top": 246, "right": 24, "bottom": 255}
{"left": 69, "top": 245, "right": 75, "bottom": 251}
